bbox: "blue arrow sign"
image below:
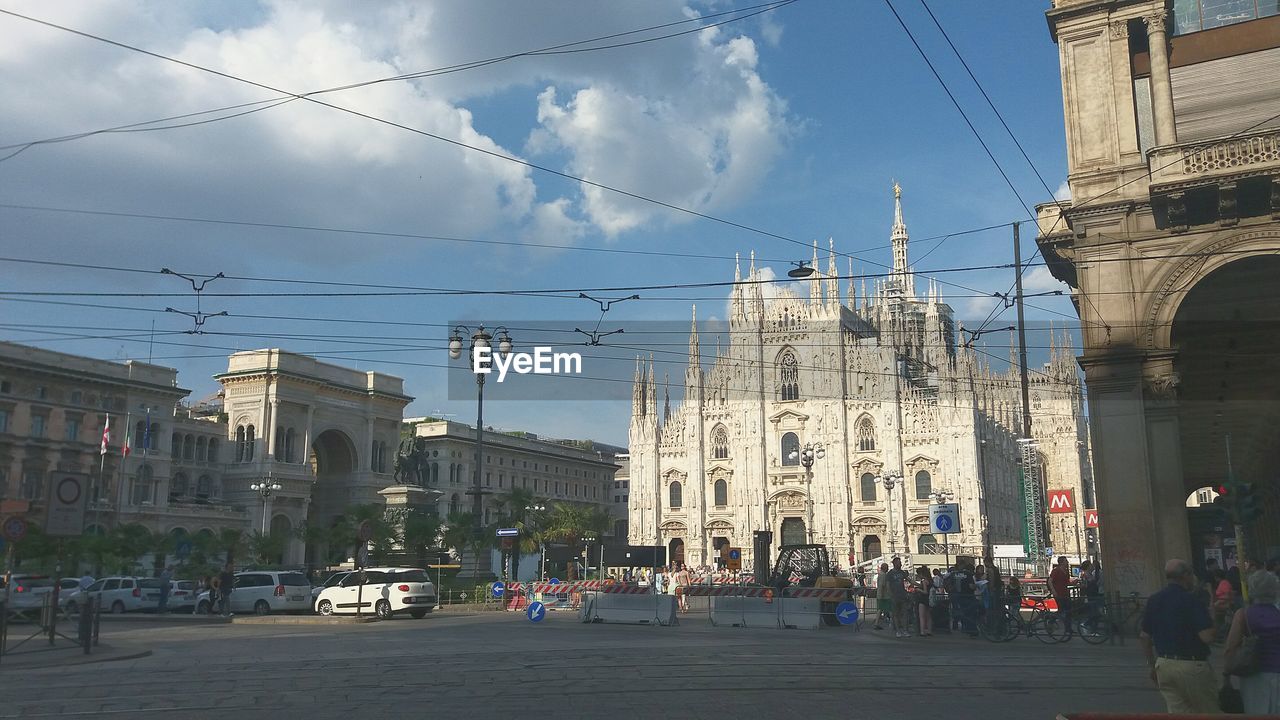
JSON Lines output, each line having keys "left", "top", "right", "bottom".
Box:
{"left": 496, "top": 527, "right": 518, "bottom": 537}
{"left": 549, "top": 577, "right": 560, "bottom": 585}
{"left": 491, "top": 581, "right": 505, "bottom": 598}
{"left": 835, "top": 601, "right": 859, "bottom": 626}
{"left": 527, "top": 600, "right": 546, "bottom": 623}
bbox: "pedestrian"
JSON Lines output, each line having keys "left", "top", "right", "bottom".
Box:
{"left": 195, "top": 575, "right": 212, "bottom": 615}
{"left": 1140, "top": 559, "right": 1219, "bottom": 714}
{"left": 1078, "top": 560, "right": 1102, "bottom": 634}
{"left": 675, "top": 564, "right": 691, "bottom": 614}
{"left": 1006, "top": 575, "right": 1023, "bottom": 611}
{"left": 946, "top": 562, "right": 978, "bottom": 636}
{"left": 887, "top": 557, "right": 911, "bottom": 638}
{"left": 157, "top": 565, "right": 173, "bottom": 613}
{"left": 1050, "top": 556, "right": 1073, "bottom": 634}
{"left": 1225, "top": 570, "right": 1280, "bottom": 714}
{"left": 930, "top": 568, "right": 948, "bottom": 632}
{"left": 217, "top": 563, "right": 235, "bottom": 617}
{"left": 78, "top": 572, "right": 94, "bottom": 592}
{"left": 915, "top": 566, "right": 933, "bottom": 636}
{"left": 873, "top": 562, "right": 891, "bottom": 631}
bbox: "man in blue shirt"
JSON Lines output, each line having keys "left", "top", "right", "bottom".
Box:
{"left": 1140, "top": 559, "right": 1219, "bottom": 713}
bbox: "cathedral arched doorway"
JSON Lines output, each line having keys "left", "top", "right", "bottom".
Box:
{"left": 668, "top": 538, "right": 685, "bottom": 567}
{"left": 862, "top": 534, "right": 881, "bottom": 562}
{"left": 1171, "top": 255, "right": 1280, "bottom": 561}
{"left": 780, "top": 517, "right": 806, "bottom": 547}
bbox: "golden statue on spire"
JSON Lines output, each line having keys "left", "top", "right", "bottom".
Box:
{"left": 893, "top": 180, "right": 901, "bottom": 199}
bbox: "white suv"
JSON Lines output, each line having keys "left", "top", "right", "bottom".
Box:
{"left": 196, "top": 571, "right": 311, "bottom": 615}
{"left": 66, "top": 576, "right": 160, "bottom": 614}
{"left": 315, "top": 567, "right": 436, "bottom": 619}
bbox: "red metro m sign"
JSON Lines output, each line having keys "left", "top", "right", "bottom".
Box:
{"left": 1047, "top": 489, "right": 1075, "bottom": 514}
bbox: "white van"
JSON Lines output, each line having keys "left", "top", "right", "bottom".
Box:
{"left": 314, "top": 567, "right": 436, "bottom": 619}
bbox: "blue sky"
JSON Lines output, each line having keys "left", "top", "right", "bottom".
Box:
{"left": 0, "top": 1, "right": 1077, "bottom": 445}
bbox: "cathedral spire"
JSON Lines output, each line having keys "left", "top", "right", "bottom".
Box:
{"left": 848, "top": 256, "right": 856, "bottom": 309}
{"left": 663, "top": 371, "right": 671, "bottom": 424}
{"left": 689, "top": 304, "right": 700, "bottom": 363}
{"left": 891, "top": 181, "right": 915, "bottom": 298}
{"left": 826, "top": 237, "right": 839, "bottom": 309}
{"left": 809, "top": 239, "right": 822, "bottom": 304}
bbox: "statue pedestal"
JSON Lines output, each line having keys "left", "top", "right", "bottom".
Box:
{"left": 377, "top": 484, "right": 441, "bottom": 512}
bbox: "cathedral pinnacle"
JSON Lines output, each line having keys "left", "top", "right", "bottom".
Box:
{"left": 890, "top": 181, "right": 914, "bottom": 298}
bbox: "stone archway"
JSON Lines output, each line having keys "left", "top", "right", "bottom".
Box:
{"left": 668, "top": 538, "right": 685, "bottom": 567}
{"left": 306, "top": 429, "right": 357, "bottom": 566}
{"left": 1172, "top": 255, "right": 1280, "bottom": 560}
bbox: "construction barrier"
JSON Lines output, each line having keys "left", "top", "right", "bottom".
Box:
{"left": 709, "top": 594, "right": 778, "bottom": 628}
{"left": 778, "top": 596, "right": 822, "bottom": 629}
{"left": 578, "top": 591, "right": 677, "bottom": 626}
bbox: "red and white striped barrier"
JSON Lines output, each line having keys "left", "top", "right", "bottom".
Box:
{"left": 679, "top": 585, "right": 851, "bottom": 600}
{"left": 598, "top": 584, "right": 652, "bottom": 594}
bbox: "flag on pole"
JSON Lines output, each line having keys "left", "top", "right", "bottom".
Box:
{"left": 143, "top": 410, "right": 151, "bottom": 454}
{"left": 123, "top": 426, "right": 132, "bottom": 458}
{"left": 100, "top": 415, "right": 111, "bottom": 455}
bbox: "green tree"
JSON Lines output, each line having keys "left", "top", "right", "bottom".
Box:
{"left": 400, "top": 509, "right": 444, "bottom": 566}
{"left": 247, "top": 530, "right": 288, "bottom": 567}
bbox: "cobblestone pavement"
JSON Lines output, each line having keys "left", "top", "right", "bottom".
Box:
{"left": 0, "top": 610, "right": 1165, "bottom": 719}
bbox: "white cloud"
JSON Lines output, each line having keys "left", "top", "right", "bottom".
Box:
{"left": 1054, "top": 180, "right": 1071, "bottom": 200}
{"left": 0, "top": 0, "right": 793, "bottom": 256}
{"left": 1023, "top": 266, "right": 1068, "bottom": 295}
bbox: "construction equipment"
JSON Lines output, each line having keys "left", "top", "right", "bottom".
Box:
{"left": 769, "top": 544, "right": 855, "bottom": 626}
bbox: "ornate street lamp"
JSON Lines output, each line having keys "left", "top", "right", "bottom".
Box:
{"left": 249, "top": 475, "right": 282, "bottom": 534}
{"left": 448, "top": 325, "right": 513, "bottom": 570}
{"left": 788, "top": 442, "right": 826, "bottom": 543}
{"left": 875, "top": 471, "right": 904, "bottom": 555}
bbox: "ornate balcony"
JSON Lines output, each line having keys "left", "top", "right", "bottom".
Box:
{"left": 1146, "top": 127, "right": 1280, "bottom": 231}
{"left": 1148, "top": 128, "right": 1280, "bottom": 191}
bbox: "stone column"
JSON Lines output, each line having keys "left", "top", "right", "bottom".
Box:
{"left": 302, "top": 405, "right": 314, "bottom": 467}
{"left": 267, "top": 398, "right": 279, "bottom": 459}
{"left": 1144, "top": 11, "right": 1178, "bottom": 146}
{"left": 1082, "top": 352, "right": 1188, "bottom": 597}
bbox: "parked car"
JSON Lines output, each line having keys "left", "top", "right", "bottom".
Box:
{"left": 166, "top": 580, "right": 197, "bottom": 611}
{"left": 312, "top": 571, "right": 352, "bottom": 604}
{"left": 195, "top": 571, "right": 311, "bottom": 615}
{"left": 0, "top": 575, "right": 56, "bottom": 614}
{"left": 314, "top": 567, "right": 436, "bottom": 619}
{"left": 65, "top": 576, "right": 160, "bottom": 614}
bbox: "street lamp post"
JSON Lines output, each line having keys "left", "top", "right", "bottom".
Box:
{"left": 928, "top": 489, "right": 956, "bottom": 569}
{"left": 789, "top": 442, "right": 826, "bottom": 543}
{"left": 249, "top": 475, "right": 282, "bottom": 534}
{"left": 449, "top": 325, "right": 513, "bottom": 578}
{"left": 875, "top": 472, "right": 903, "bottom": 556}
{"left": 523, "top": 503, "right": 546, "bottom": 582}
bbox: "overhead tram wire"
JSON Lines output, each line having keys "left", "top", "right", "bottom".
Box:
{"left": 0, "top": 1, "right": 798, "bottom": 160}
{"left": 0, "top": 246, "right": 1271, "bottom": 298}
{"left": 0, "top": 326, "right": 1090, "bottom": 419}
{"left": 0, "top": 7, "right": 1032, "bottom": 310}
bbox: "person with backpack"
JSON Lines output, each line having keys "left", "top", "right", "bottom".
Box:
{"left": 217, "top": 564, "right": 235, "bottom": 617}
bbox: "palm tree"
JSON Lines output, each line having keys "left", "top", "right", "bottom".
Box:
{"left": 494, "top": 487, "right": 545, "bottom": 581}
{"left": 400, "top": 510, "right": 444, "bottom": 566}
{"left": 248, "top": 530, "right": 288, "bottom": 567}
{"left": 546, "top": 503, "right": 594, "bottom": 580}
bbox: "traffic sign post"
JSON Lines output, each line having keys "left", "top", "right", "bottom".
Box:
{"left": 491, "top": 581, "right": 505, "bottom": 599}
{"left": 527, "top": 600, "right": 546, "bottom": 623}
{"left": 834, "top": 600, "right": 859, "bottom": 626}
{"left": 928, "top": 504, "right": 960, "bottom": 569}
{"left": 496, "top": 528, "right": 518, "bottom": 538}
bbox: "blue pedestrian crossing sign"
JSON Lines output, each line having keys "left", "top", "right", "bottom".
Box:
{"left": 491, "top": 581, "right": 505, "bottom": 598}
{"left": 835, "top": 601, "right": 859, "bottom": 626}
{"left": 527, "top": 601, "right": 546, "bottom": 623}
{"left": 929, "top": 503, "right": 960, "bottom": 535}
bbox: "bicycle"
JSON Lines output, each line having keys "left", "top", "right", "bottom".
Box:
{"left": 1074, "top": 592, "right": 1144, "bottom": 645}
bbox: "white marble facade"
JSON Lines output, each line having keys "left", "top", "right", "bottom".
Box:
{"left": 629, "top": 188, "right": 1093, "bottom": 570}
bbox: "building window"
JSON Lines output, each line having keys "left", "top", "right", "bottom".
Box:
{"left": 860, "top": 472, "right": 877, "bottom": 502}
{"left": 449, "top": 494, "right": 459, "bottom": 514}
{"left": 135, "top": 420, "right": 158, "bottom": 452}
{"left": 21, "top": 469, "right": 43, "bottom": 500}
{"left": 917, "top": 534, "right": 937, "bottom": 554}
{"left": 171, "top": 472, "right": 188, "bottom": 500}
{"left": 236, "top": 426, "right": 246, "bottom": 462}
{"left": 208, "top": 439, "right": 219, "bottom": 463}
{"left": 31, "top": 414, "right": 47, "bottom": 438}
{"left": 1173, "top": 0, "right": 1279, "bottom": 35}
{"left": 65, "top": 417, "right": 80, "bottom": 441}
{"left": 0, "top": 380, "right": 9, "bottom": 394}
{"left": 915, "top": 470, "right": 932, "bottom": 500}
{"left": 171, "top": 432, "right": 181, "bottom": 458}
{"left": 196, "top": 475, "right": 212, "bottom": 499}
{"left": 36, "top": 385, "right": 47, "bottom": 399}
{"left": 781, "top": 432, "right": 800, "bottom": 466}
{"left": 711, "top": 425, "right": 729, "bottom": 460}
{"left": 183, "top": 434, "right": 194, "bottom": 461}
{"left": 71, "top": 390, "right": 82, "bottom": 404}
{"left": 0, "top": 408, "right": 8, "bottom": 432}
{"left": 669, "top": 481, "right": 683, "bottom": 509}
{"left": 132, "top": 464, "right": 154, "bottom": 505}
{"left": 714, "top": 479, "right": 727, "bottom": 507}
{"left": 246, "top": 425, "right": 255, "bottom": 460}
{"left": 285, "top": 428, "right": 296, "bottom": 463}
{"left": 855, "top": 416, "right": 876, "bottom": 452}
{"left": 196, "top": 436, "right": 206, "bottom": 461}
{"left": 778, "top": 350, "right": 799, "bottom": 401}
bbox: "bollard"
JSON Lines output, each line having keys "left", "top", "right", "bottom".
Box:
{"left": 78, "top": 598, "right": 92, "bottom": 655}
